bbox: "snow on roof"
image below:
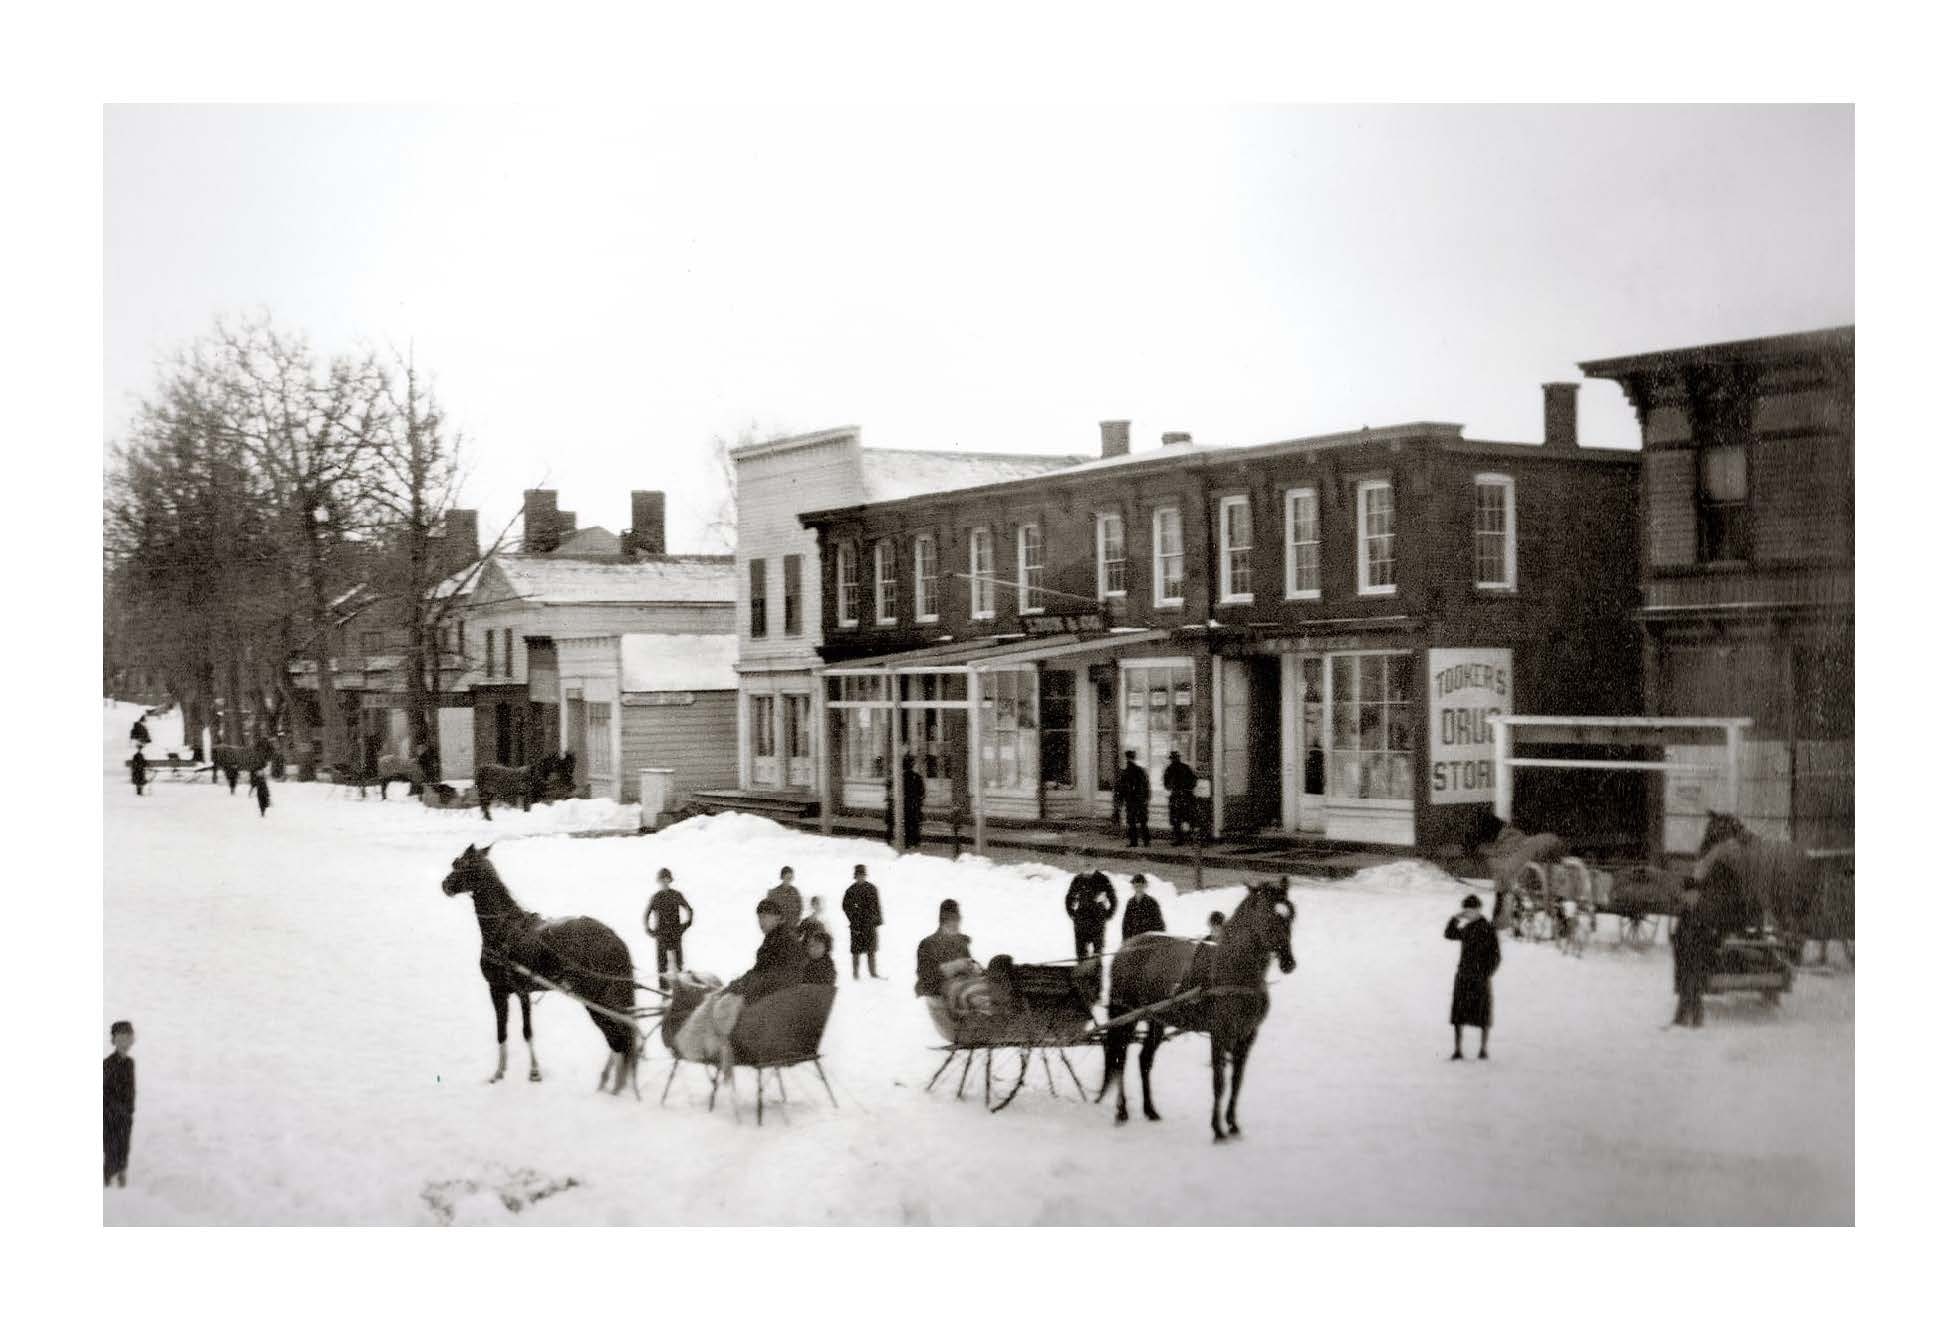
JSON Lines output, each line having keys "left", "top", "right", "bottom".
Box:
{"left": 491, "top": 554, "right": 735, "bottom": 605}
{"left": 621, "top": 633, "right": 739, "bottom": 692}
{"left": 861, "top": 449, "right": 1084, "bottom": 503}
{"left": 550, "top": 526, "right": 623, "bottom": 556}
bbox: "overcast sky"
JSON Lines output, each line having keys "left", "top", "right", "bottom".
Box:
{"left": 103, "top": 104, "right": 1852, "bottom": 551}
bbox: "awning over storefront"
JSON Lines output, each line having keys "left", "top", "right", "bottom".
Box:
{"left": 819, "top": 628, "right": 1170, "bottom": 676}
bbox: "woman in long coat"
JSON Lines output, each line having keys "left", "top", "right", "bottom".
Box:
{"left": 1445, "top": 894, "right": 1501, "bottom": 1060}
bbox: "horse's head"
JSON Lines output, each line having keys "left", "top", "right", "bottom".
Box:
{"left": 1697, "top": 812, "right": 1753, "bottom": 858}
{"left": 442, "top": 843, "right": 494, "bottom": 898}
{"left": 1237, "top": 879, "right": 1297, "bottom": 975}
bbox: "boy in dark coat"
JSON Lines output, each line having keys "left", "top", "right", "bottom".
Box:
{"left": 104, "top": 1020, "right": 136, "bottom": 1187}
{"left": 841, "top": 865, "right": 884, "bottom": 980}
{"left": 1445, "top": 894, "right": 1500, "bottom": 1060}
{"left": 1162, "top": 750, "right": 1199, "bottom": 844}
{"left": 802, "top": 925, "right": 838, "bottom": 985}
{"left": 900, "top": 753, "right": 926, "bottom": 848}
{"left": 1671, "top": 887, "right": 1714, "bottom": 1028}
{"left": 250, "top": 768, "right": 271, "bottom": 816}
{"left": 1065, "top": 868, "right": 1117, "bottom": 960}
{"left": 765, "top": 866, "right": 804, "bottom": 924}
{"left": 730, "top": 900, "right": 806, "bottom": 1003}
{"left": 1122, "top": 874, "right": 1166, "bottom": 940}
{"left": 1115, "top": 750, "right": 1151, "bottom": 847}
{"left": 643, "top": 867, "right": 694, "bottom": 977}
{"left": 128, "top": 749, "right": 148, "bottom": 796}
{"left": 915, "top": 899, "right": 974, "bottom": 998}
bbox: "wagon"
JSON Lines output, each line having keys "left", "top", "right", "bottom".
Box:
{"left": 923, "top": 960, "right": 1102, "bottom": 1112}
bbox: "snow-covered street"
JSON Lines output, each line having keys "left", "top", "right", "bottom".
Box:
{"left": 102, "top": 703, "right": 1853, "bottom": 1224}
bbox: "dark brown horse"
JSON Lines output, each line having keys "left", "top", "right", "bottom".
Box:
{"left": 441, "top": 843, "right": 641, "bottom": 1093}
{"left": 211, "top": 738, "right": 273, "bottom": 793}
{"left": 1695, "top": 813, "right": 1853, "bottom": 966}
{"left": 1099, "top": 880, "right": 1297, "bottom": 1141}
{"left": 472, "top": 752, "right": 577, "bottom": 821}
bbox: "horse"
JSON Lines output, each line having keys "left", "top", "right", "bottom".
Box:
{"left": 1693, "top": 813, "right": 1853, "bottom": 965}
{"left": 211, "top": 738, "right": 273, "bottom": 793}
{"left": 1098, "top": 879, "right": 1297, "bottom": 1141}
{"left": 441, "top": 842, "right": 642, "bottom": 1093}
{"left": 472, "top": 752, "right": 578, "bottom": 820}
{"left": 368, "top": 749, "right": 437, "bottom": 800}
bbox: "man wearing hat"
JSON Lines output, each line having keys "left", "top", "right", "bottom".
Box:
{"left": 915, "top": 899, "right": 975, "bottom": 998}
{"left": 1121, "top": 873, "right": 1166, "bottom": 940}
{"left": 1115, "top": 749, "right": 1152, "bottom": 847}
{"left": 731, "top": 897, "right": 806, "bottom": 1002}
{"left": 1444, "top": 894, "right": 1501, "bottom": 1060}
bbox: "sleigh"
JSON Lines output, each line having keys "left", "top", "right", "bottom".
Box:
{"left": 923, "top": 960, "right": 1102, "bottom": 1112}
{"left": 658, "top": 980, "right": 840, "bottom": 1125}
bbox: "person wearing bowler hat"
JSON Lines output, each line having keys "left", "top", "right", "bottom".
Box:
{"left": 1445, "top": 893, "right": 1501, "bottom": 1061}
{"left": 1121, "top": 873, "right": 1166, "bottom": 940}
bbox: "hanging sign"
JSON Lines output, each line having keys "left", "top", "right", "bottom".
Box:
{"left": 1018, "top": 611, "right": 1108, "bottom": 637}
{"left": 1428, "top": 648, "right": 1512, "bottom": 804}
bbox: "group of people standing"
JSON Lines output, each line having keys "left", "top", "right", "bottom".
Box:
{"left": 1113, "top": 749, "right": 1204, "bottom": 848}
{"left": 1064, "top": 866, "right": 1166, "bottom": 960}
{"left": 645, "top": 862, "right": 890, "bottom": 992}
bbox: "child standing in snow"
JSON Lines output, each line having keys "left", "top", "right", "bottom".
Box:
{"left": 1445, "top": 895, "right": 1500, "bottom": 1061}
{"left": 250, "top": 769, "right": 271, "bottom": 817}
{"left": 104, "top": 1021, "right": 136, "bottom": 1187}
{"left": 842, "top": 865, "right": 884, "bottom": 980}
{"left": 644, "top": 868, "right": 694, "bottom": 977}
{"left": 128, "top": 749, "right": 148, "bottom": 796}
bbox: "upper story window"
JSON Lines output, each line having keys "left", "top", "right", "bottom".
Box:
{"left": 1218, "top": 495, "right": 1253, "bottom": 603}
{"left": 1698, "top": 444, "right": 1751, "bottom": 563}
{"left": 836, "top": 541, "right": 861, "bottom": 627}
{"left": 873, "top": 538, "right": 898, "bottom": 625}
{"left": 748, "top": 557, "right": 768, "bottom": 638}
{"left": 914, "top": 533, "right": 940, "bottom": 621}
{"left": 1017, "top": 523, "right": 1044, "bottom": 614}
{"left": 483, "top": 628, "right": 496, "bottom": 676}
{"left": 1357, "top": 480, "right": 1397, "bottom": 595}
{"left": 969, "top": 527, "right": 996, "bottom": 620}
{"left": 1096, "top": 512, "right": 1127, "bottom": 600}
{"left": 1152, "top": 505, "right": 1185, "bottom": 606}
{"left": 1473, "top": 473, "right": 1517, "bottom": 591}
{"left": 1285, "top": 487, "right": 1321, "bottom": 600}
{"left": 781, "top": 554, "right": 803, "bottom": 637}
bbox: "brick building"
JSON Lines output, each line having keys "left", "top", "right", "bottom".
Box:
{"left": 1581, "top": 326, "right": 1854, "bottom": 851}
{"left": 801, "top": 392, "right": 1643, "bottom": 852}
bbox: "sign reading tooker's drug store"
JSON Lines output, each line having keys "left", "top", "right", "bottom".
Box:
{"left": 1428, "top": 648, "right": 1512, "bottom": 804}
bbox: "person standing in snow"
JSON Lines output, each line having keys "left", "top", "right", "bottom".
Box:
{"left": 250, "top": 768, "right": 271, "bottom": 817}
{"left": 643, "top": 867, "right": 694, "bottom": 977}
{"left": 1670, "top": 886, "right": 1714, "bottom": 1029}
{"left": 1122, "top": 873, "right": 1166, "bottom": 940}
{"left": 1445, "top": 894, "right": 1500, "bottom": 1060}
{"left": 766, "top": 866, "right": 804, "bottom": 924}
{"left": 104, "top": 1020, "right": 136, "bottom": 1187}
{"left": 842, "top": 865, "right": 884, "bottom": 980}
{"left": 1162, "top": 750, "right": 1199, "bottom": 844}
{"left": 128, "top": 748, "right": 148, "bottom": 797}
{"left": 900, "top": 753, "right": 926, "bottom": 849}
{"left": 1115, "top": 750, "right": 1152, "bottom": 847}
{"left": 1065, "top": 867, "right": 1118, "bottom": 960}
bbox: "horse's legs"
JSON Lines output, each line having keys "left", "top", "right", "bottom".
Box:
{"left": 489, "top": 986, "right": 511, "bottom": 1082}
{"left": 1138, "top": 1023, "right": 1163, "bottom": 1121}
{"left": 1226, "top": 1033, "right": 1256, "bottom": 1137}
{"left": 1099, "top": 1027, "right": 1131, "bottom": 1124}
{"left": 480, "top": 794, "right": 492, "bottom": 821}
{"left": 519, "top": 991, "right": 540, "bottom": 1081}
{"left": 1210, "top": 1036, "right": 1229, "bottom": 1142}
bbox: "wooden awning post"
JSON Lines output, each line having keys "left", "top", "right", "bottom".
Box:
{"left": 1493, "top": 716, "right": 1513, "bottom": 822}
{"left": 888, "top": 670, "right": 902, "bottom": 852}
{"left": 967, "top": 665, "right": 986, "bottom": 856}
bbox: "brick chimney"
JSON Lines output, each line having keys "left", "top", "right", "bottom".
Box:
{"left": 1543, "top": 383, "right": 1579, "bottom": 449}
{"left": 441, "top": 508, "right": 479, "bottom": 574}
{"left": 626, "top": 490, "right": 667, "bottom": 556}
{"left": 1161, "top": 431, "right": 1193, "bottom": 448}
{"left": 1099, "top": 420, "right": 1131, "bottom": 459}
{"left": 523, "top": 490, "right": 562, "bottom": 553}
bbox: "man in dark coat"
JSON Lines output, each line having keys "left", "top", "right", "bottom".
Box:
{"left": 643, "top": 867, "right": 694, "bottom": 976}
{"left": 900, "top": 753, "right": 926, "bottom": 849}
{"left": 1671, "top": 887, "right": 1715, "bottom": 1028}
{"left": 729, "top": 899, "right": 805, "bottom": 1003}
{"left": 1065, "top": 868, "right": 1118, "bottom": 960}
{"left": 841, "top": 864, "right": 884, "bottom": 980}
{"left": 1122, "top": 873, "right": 1166, "bottom": 940}
{"left": 128, "top": 749, "right": 148, "bottom": 797}
{"left": 129, "top": 717, "right": 151, "bottom": 746}
{"left": 1445, "top": 894, "right": 1500, "bottom": 1060}
{"left": 1115, "top": 750, "right": 1151, "bottom": 847}
{"left": 766, "top": 866, "right": 804, "bottom": 924}
{"left": 250, "top": 768, "right": 271, "bottom": 816}
{"left": 104, "top": 1020, "right": 136, "bottom": 1187}
{"left": 915, "top": 899, "right": 974, "bottom": 998}
{"left": 1162, "top": 750, "right": 1199, "bottom": 845}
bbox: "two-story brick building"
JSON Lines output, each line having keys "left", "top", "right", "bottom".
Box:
{"left": 802, "top": 392, "right": 1644, "bottom": 852}
{"left": 1581, "top": 326, "right": 1853, "bottom": 851}
{"left": 718, "top": 427, "right": 1082, "bottom": 815}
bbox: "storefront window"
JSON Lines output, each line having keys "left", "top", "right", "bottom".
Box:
{"left": 585, "top": 701, "right": 614, "bottom": 782}
{"left": 840, "top": 676, "right": 890, "bottom": 781}
{"left": 751, "top": 694, "right": 777, "bottom": 763}
{"left": 980, "top": 667, "right": 1039, "bottom": 792}
{"left": 1329, "top": 651, "right": 1412, "bottom": 800}
{"left": 1121, "top": 661, "right": 1196, "bottom": 777}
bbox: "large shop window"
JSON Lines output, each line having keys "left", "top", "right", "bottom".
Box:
{"left": 1473, "top": 474, "right": 1516, "bottom": 590}
{"left": 837, "top": 542, "right": 861, "bottom": 626}
{"left": 1121, "top": 662, "right": 1197, "bottom": 778}
{"left": 585, "top": 701, "right": 614, "bottom": 782}
{"left": 1219, "top": 495, "right": 1253, "bottom": 603}
{"left": 1097, "top": 512, "right": 1127, "bottom": 599}
{"left": 873, "top": 538, "right": 897, "bottom": 625}
{"left": 1017, "top": 523, "right": 1045, "bottom": 614}
{"left": 914, "top": 533, "right": 940, "bottom": 621}
{"left": 969, "top": 528, "right": 996, "bottom": 619}
{"left": 1357, "top": 481, "right": 1397, "bottom": 594}
{"left": 980, "top": 667, "right": 1039, "bottom": 793}
{"left": 901, "top": 675, "right": 952, "bottom": 783}
{"left": 1285, "top": 487, "right": 1321, "bottom": 599}
{"left": 840, "top": 677, "right": 890, "bottom": 781}
{"left": 1153, "top": 506, "right": 1185, "bottom": 606}
{"left": 1329, "top": 651, "right": 1412, "bottom": 801}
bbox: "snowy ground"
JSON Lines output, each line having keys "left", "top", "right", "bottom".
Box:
{"left": 103, "top": 701, "right": 1853, "bottom": 1224}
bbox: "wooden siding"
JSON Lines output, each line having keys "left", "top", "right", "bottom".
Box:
{"left": 1643, "top": 450, "right": 1698, "bottom": 570}
{"left": 736, "top": 434, "right": 861, "bottom": 665}
{"left": 620, "top": 691, "right": 739, "bottom": 804}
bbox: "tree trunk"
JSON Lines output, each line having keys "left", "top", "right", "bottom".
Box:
{"left": 225, "top": 654, "right": 248, "bottom": 745}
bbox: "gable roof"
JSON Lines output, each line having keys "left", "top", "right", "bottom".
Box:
{"left": 486, "top": 554, "right": 736, "bottom": 606}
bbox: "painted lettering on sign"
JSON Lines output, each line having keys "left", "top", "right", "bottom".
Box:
{"left": 1427, "top": 647, "right": 1513, "bottom": 805}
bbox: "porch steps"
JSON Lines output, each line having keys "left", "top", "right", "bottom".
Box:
{"left": 694, "top": 789, "right": 821, "bottom": 820}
